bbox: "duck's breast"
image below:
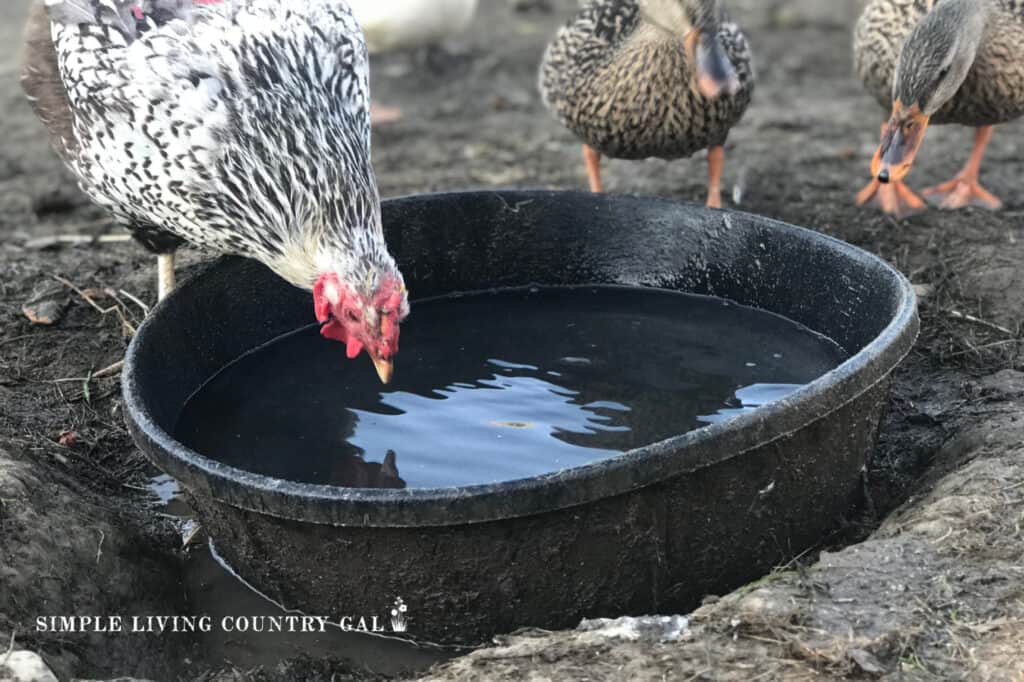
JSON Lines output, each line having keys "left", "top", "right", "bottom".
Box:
{"left": 551, "top": 24, "right": 753, "bottom": 161}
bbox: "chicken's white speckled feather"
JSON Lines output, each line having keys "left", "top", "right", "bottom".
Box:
{"left": 30, "top": 0, "right": 396, "bottom": 293}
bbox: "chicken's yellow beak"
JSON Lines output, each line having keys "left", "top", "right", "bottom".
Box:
{"left": 872, "top": 101, "right": 930, "bottom": 184}
{"left": 372, "top": 355, "right": 394, "bottom": 385}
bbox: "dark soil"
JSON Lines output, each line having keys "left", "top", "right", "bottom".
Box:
{"left": 1, "top": 0, "right": 1021, "bottom": 679}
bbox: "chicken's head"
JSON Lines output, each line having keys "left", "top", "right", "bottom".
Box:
{"left": 313, "top": 272, "right": 410, "bottom": 384}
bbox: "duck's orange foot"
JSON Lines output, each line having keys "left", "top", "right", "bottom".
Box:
{"left": 370, "top": 104, "right": 403, "bottom": 126}
{"left": 922, "top": 175, "right": 1002, "bottom": 211}
{"left": 856, "top": 178, "right": 926, "bottom": 218}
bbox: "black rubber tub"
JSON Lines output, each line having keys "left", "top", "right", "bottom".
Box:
{"left": 124, "top": 191, "right": 918, "bottom": 644}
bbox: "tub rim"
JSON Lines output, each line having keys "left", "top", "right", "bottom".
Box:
{"left": 122, "top": 190, "right": 919, "bottom": 528}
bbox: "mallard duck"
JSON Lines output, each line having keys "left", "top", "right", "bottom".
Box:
{"left": 855, "top": 0, "right": 1024, "bottom": 216}
{"left": 539, "top": 0, "right": 754, "bottom": 207}
{"left": 21, "top": 0, "right": 409, "bottom": 383}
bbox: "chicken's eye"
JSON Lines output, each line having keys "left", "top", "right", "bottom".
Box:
{"left": 346, "top": 310, "right": 361, "bottom": 323}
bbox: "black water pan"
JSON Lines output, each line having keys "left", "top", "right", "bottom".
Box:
{"left": 124, "top": 191, "right": 919, "bottom": 644}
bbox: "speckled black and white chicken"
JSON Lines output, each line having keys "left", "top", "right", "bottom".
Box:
{"left": 21, "top": 0, "right": 409, "bottom": 383}
{"left": 539, "top": 0, "right": 754, "bottom": 207}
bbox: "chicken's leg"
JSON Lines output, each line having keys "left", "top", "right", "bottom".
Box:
{"left": 157, "top": 253, "right": 175, "bottom": 302}
{"left": 922, "top": 126, "right": 1002, "bottom": 210}
{"left": 706, "top": 145, "right": 724, "bottom": 209}
{"left": 583, "top": 144, "right": 602, "bottom": 193}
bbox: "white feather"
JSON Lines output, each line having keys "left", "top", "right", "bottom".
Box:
{"left": 348, "top": 0, "right": 477, "bottom": 53}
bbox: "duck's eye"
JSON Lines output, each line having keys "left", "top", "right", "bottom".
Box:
{"left": 937, "top": 66, "right": 950, "bottom": 82}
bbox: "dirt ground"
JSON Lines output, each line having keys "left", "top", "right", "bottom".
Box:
{"left": 1, "top": 0, "right": 1022, "bottom": 680}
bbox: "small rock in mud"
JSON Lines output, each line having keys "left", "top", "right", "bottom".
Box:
{"left": 848, "top": 648, "right": 887, "bottom": 676}
{"left": 978, "top": 369, "right": 1024, "bottom": 399}
{"left": 576, "top": 615, "right": 690, "bottom": 643}
{"left": 21, "top": 281, "right": 69, "bottom": 325}
{"left": 0, "top": 650, "right": 59, "bottom": 682}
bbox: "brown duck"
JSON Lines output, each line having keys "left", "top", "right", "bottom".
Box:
{"left": 855, "top": 0, "right": 1024, "bottom": 216}
{"left": 539, "top": 0, "right": 754, "bottom": 207}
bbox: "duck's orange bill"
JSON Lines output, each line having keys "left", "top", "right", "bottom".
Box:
{"left": 872, "top": 101, "right": 930, "bottom": 184}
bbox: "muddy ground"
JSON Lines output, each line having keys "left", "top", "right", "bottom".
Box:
{"left": 0, "top": 0, "right": 1022, "bottom": 679}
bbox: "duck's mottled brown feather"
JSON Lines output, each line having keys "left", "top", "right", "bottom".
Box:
{"left": 855, "top": 0, "right": 1024, "bottom": 125}
{"left": 539, "top": 0, "right": 753, "bottom": 160}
